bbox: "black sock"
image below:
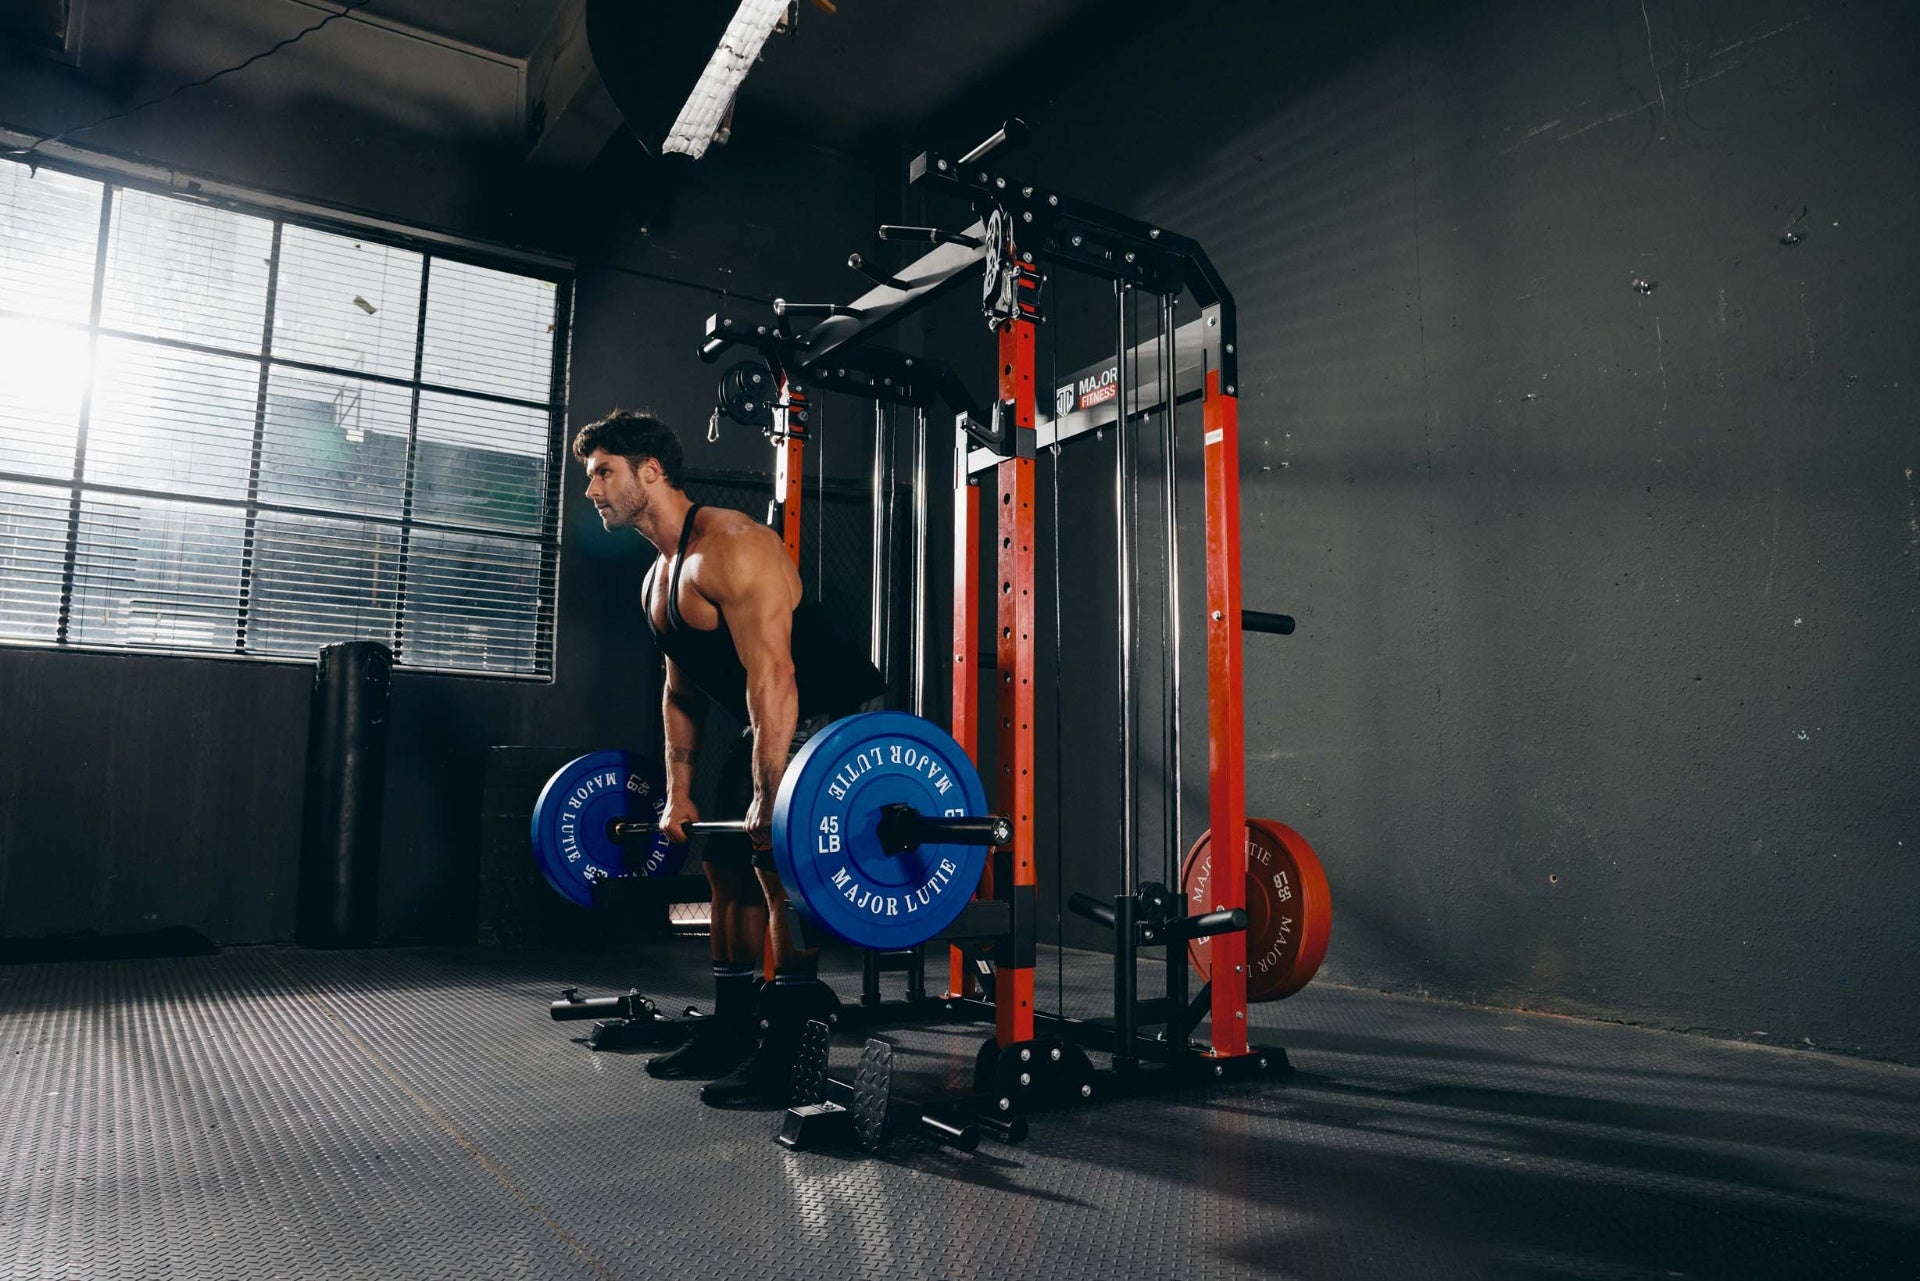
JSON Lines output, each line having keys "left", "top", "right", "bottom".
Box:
{"left": 713, "top": 963, "right": 757, "bottom": 1026}
{"left": 773, "top": 964, "right": 818, "bottom": 988}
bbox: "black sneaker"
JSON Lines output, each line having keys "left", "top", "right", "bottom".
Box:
{"left": 697, "top": 1051, "right": 790, "bottom": 1109}
{"left": 644, "top": 1023, "right": 753, "bottom": 1080}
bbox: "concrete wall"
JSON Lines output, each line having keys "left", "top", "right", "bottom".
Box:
{"left": 925, "top": 0, "right": 1920, "bottom": 1061}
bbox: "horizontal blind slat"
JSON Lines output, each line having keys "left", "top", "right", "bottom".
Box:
{"left": 0, "top": 163, "right": 102, "bottom": 324}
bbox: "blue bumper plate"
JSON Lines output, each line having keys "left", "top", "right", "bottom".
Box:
{"left": 530, "top": 751, "right": 680, "bottom": 908}
{"left": 773, "top": 711, "right": 990, "bottom": 948}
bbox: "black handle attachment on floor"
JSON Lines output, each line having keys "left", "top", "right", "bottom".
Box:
{"left": 550, "top": 987, "right": 656, "bottom": 1022}
{"left": 548, "top": 987, "right": 703, "bottom": 1051}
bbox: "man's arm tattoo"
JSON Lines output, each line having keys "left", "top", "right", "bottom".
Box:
{"left": 667, "top": 747, "right": 698, "bottom": 764}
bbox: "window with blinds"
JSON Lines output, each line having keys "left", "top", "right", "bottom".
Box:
{"left": 0, "top": 160, "right": 568, "bottom": 677}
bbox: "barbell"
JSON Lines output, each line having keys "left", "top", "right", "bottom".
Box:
{"left": 532, "top": 711, "right": 1002, "bottom": 948}
{"left": 530, "top": 712, "right": 1333, "bottom": 995}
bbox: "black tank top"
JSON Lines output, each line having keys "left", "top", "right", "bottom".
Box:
{"left": 645, "top": 504, "right": 885, "bottom": 724}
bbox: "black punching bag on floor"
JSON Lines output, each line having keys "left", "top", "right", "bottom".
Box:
{"left": 297, "top": 641, "right": 393, "bottom": 947}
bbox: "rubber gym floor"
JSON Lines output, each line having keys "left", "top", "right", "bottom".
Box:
{"left": 3, "top": 942, "right": 1916, "bottom": 1280}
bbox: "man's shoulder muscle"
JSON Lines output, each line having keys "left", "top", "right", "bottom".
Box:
{"left": 689, "top": 510, "right": 791, "bottom": 599}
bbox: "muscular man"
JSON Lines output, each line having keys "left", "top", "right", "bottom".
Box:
{"left": 574, "top": 409, "right": 885, "bottom": 1107}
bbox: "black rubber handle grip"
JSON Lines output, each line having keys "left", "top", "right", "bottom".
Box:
{"left": 877, "top": 225, "right": 984, "bottom": 249}
{"left": 1164, "top": 907, "right": 1248, "bottom": 943}
{"left": 1068, "top": 892, "right": 1117, "bottom": 929}
{"left": 772, "top": 299, "right": 862, "bottom": 319}
{"left": 1242, "top": 609, "right": 1295, "bottom": 635}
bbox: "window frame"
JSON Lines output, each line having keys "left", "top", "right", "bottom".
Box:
{"left": 0, "top": 152, "right": 574, "bottom": 681}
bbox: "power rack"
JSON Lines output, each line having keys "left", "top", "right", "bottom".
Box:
{"left": 694, "top": 121, "right": 1302, "bottom": 1128}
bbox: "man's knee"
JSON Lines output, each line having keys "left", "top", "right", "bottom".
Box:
{"left": 752, "top": 865, "right": 790, "bottom": 906}
{"left": 707, "top": 858, "right": 765, "bottom": 908}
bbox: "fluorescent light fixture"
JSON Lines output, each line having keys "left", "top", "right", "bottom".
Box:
{"left": 662, "top": 0, "right": 788, "bottom": 158}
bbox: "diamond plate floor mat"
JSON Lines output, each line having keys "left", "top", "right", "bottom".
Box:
{"left": 3, "top": 942, "right": 1917, "bottom": 1280}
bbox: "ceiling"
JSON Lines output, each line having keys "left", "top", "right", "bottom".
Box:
{"left": 326, "top": 0, "right": 565, "bottom": 61}
{"left": 340, "top": 0, "right": 1107, "bottom": 151}
{"left": 1, "top": 0, "right": 1123, "bottom": 171}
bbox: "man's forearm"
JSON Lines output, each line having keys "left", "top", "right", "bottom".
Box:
{"left": 663, "top": 689, "right": 703, "bottom": 800}
{"left": 745, "top": 673, "right": 799, "bottom": 802}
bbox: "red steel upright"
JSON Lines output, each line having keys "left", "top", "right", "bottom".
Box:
{"left": 993, "top": 316, "right": 1038, "bottom": 1048}
{"left": 947, "top": 443, "right": 982, "bottom": 999}
{"left": 767, "top": 376, "right": 808, "bottom": 981}
{"left": 1201, "top": 366, "right": 1249, "bottom": 1056}
{"left": 771, "top": 380, "right": 808, "bottom": 564}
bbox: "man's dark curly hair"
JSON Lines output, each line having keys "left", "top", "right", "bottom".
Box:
{"left": 571, "top": 409, "right": 686, "bottom": 488}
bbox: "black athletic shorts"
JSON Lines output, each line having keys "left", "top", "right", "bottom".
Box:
{"left": 707, "top": 698, "right": 885, "bottom": 872}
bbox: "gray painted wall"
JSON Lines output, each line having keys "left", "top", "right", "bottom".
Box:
{"left": 922, "top": 0, "right": 1919, "bottom": 1061}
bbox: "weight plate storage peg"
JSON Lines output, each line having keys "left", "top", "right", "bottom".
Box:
{"left": 771, "top": 711, "right": 991, "bottom": 949}
{"left": 1181, "top": 818, "right": 1333, "bottom": 1002}
{"left": 529, "top": 751, "right": 681, "bottom": 908}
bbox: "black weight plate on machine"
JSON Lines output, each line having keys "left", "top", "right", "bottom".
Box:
{"left": 771, "top": 711, "right": 991, "bottom": 949}
{"left": 530, "top": 751, "right": 680, "bottom": 908}
{"left": 718, "top": 360, "right": 774, "bottom": 428}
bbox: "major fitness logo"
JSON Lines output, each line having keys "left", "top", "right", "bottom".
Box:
{"left": 1054, "top": 363, "right": 1120, "bottom": 416}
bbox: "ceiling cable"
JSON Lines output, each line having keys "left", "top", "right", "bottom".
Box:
{"left": 7, "top": 0, "right": 376, "bottom": 165}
